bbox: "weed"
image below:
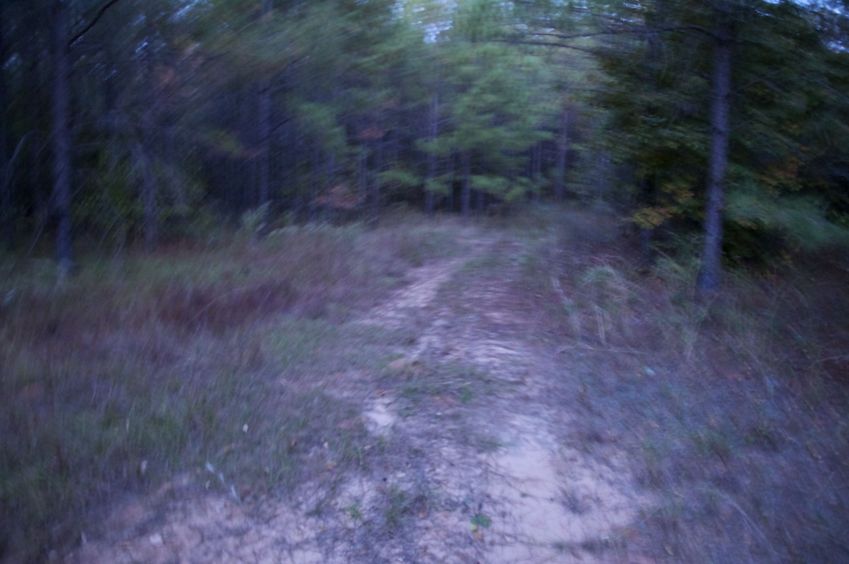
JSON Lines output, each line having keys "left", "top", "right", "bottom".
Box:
{"left": 347, "top": 503, "right": 363, "bottom": 521}
{"left": 0, "top": 215, "right": 445, "bottom": 560}
{"left": 470, "top": 513, "right": 492, "bottom": 530}
{"left": 384, "top": 486, "right": 408, "bottom": 532}
{"left": 381, "top": 484, "right": 429, "bottom": 533}
{"left": 518, "top": 205, "right": 849, "bottom": 563}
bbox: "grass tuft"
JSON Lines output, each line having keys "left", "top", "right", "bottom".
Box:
{"left": 0, "top": 212, "right": 447, "bottom": 560}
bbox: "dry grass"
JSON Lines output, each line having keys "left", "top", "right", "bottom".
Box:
{"left": 3, "top": 205, "right": 848, "bottom": 562}
{"left": 0, "top": 213, "right": 457, "bottom": 561}
{"left": 523, "top": 206, "right": 849, "bottom": 562}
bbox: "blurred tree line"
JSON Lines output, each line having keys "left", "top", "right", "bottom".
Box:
{"left": 0, "top": 0, "right": 847, "bottom": 292}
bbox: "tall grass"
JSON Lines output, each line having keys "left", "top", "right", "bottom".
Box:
{"left": 533, "top": 207, "right": 849, "bottom": 562}
{"left": 0, "top": 213, "right": 456, "bottom": 560}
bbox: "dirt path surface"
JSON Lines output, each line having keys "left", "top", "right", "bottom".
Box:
{"left": 71, "top": 227, "right": 650, "bottom": 563}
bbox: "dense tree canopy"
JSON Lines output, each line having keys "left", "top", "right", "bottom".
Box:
{"left": 1, "top": 0, "right": 847, "bottom": 290}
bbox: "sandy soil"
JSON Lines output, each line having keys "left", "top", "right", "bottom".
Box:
{"left": 70, "top": 229, "right": 651, "bottom": 563}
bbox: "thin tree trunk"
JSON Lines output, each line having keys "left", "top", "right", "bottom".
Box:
{"left": 239, "top": 86, "right": 253, "bottom": 210}
{"left": 461, "top": 152, "right": 471, "bottom": 217}
{"left": 448, "top": 153, "right": 455, "bottom": 212}
{"left": 639, "top": 174, "right": 656, "bottom": 267}
{"left": 592, "top": 151, "right": 611, "bottom": 198}
{"left": 51, "top": 0, "right": 73, "bottom": 275}
{"left": 309, "top": 144, "right": 320, "bottom": 221}
{"left": 528, "top": 146, "right": 536, "bottom": 200}
{"left": 528, "top": 143, "right": 542, "bottom": 201}
{"left": 141, "top": 107, "right": 158, "bottom": 250}
{"left": 279, "top": 109, "right": 291, "bottom": 208}
{"left": 371, "top": 138, "right": 383, "bottom": 223}
{"left": 358, "top": 145, "right": 367, "bottom": 209}
{"left": 325, "top": 150, "right": 336, "bottom": 221}
{"left": 257, "top": 86, "right": 271, "bottom": 205}
{"left": 554, "top": 110, "right": 569, "bottom": 201}
{"left": 424, "top": 93, "right": 439, "bottom": 215}
{"left": 637, "top": 8, "right": 666, "bottom": 268}
{"left": 256, "top": 0, "right": 273, "bottom": 206}
{"left": 140, "top": 33, "right": 159, "bottom": 250}
{"left": 133, "top": 141, "right": 158, "bottom": 250}
{"left": 0, "top": 9, "right": 10, "bottom": 247}
{"left": 424, "top": 181, "right": 435, "bottom": 215}
{"left": 534, "top": 142, "right": 542, "bottom": 195}
{"left": 697, "top": 31, "right": 732, "bottom": 296}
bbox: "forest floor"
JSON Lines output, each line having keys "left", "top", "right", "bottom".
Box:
{"left": 3, "top": 206, "right": 848, "bottom": 563}
{"left": 67, "top": 213, "right": 655, "bottom": 563}
{"left": 63, "top": 226, "right": 620, "bottom": 561}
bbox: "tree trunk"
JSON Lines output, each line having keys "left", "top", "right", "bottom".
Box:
{"left": 256, "top": 86, "right": 271, "bottom": 205}
{"left": 527, "top": 143, "right": 542, "bottom": 201}
{"left": 534, "top": 142, "right": 542, "bottom": 198}
{"left": 256, "top": 0, "right": 273, "bottom": 206}
{"left": 697, "top": 31, "right": 732, "bottom": 296}
{"left": 371, "top": 138, "right": 383, "bottom": 223}
{"left": 461, "top": 152, "right": 471, "bottom": 217}
{"left": 324, "top": 150, "right": 336, "bottom": 221}
{"left": 0, "top": 13, "right": 10, "bottom": 248}
{"left": 133, "top": 141, "right": 158, "bottom": 250}
{"left": 141, "top": 109, "right": 158, "bottom": 250}
{"left": 424, "top": 93, "right": 439, "bottom": 215}
{"left": 358, "top": 146, "right": 368, "bottom": 204}
{"left": 51, "top": 0, "right": 73, "bottom": 276}
{"left": 140, "top": 33, "right": 159, "bottom": 250}
{"left": 554, "top": 110, "right": 569, "bottom": 200}
{"left": 638, "top": 174, "right": 657, "bottom": 267}
{"left": 447, "top": 153, "right": 455, "bottom": 212}
{"left": 309, "top": 145, "right": 320, "bottom": 221}
{"left": 424, "top": 182, "right": 435, "bottom": 215}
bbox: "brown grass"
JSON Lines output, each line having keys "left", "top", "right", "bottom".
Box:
{"left": 4, "top": 205, "right": 847, "bottom": 562}
{"left": 0, "top": 214, "right": 458, "bottom": 561}
{"left": 520, "top": 206, "right": 849, "bottom": 562}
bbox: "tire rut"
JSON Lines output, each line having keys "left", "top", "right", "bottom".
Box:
{"left": 68, "top": 230, "right": 649, "bottom": 563}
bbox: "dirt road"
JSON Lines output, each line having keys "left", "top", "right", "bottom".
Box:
{"left": 73, "top": 227, "right": 649, "bottom": 563}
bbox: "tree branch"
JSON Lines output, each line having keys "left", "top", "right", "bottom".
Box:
{"left": 68, "top": 0, "right": 123, "bottom": 48}
{"left": 528, "top": 23, "right": 719, "bottom": 42}
{"left": 494, "top": 38, "right": 597, "bottom": 55}
{"left": 495, "top": 22, "right": 720, "bottom": 56}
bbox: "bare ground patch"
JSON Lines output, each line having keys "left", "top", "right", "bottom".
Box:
{"left": 61, "top": 220, "right": 653, "bottom": 563}
{"left": 47, "top": 207, "right": 849, "bottom": 563}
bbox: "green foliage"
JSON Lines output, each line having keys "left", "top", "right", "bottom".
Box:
{"left": 2, "top": 0, "right": 847, "bottom": 273}
{"left": 595, "top": 0, "right": 849, "bottom": 263}
{"left": 293, "top": 100, "right": 347, "bottom": 155}
{"left": 379, "top": 168, "right": 422, "bottom": 192}
{"left": 75, "top": 153, "right": 137, "bottom": 244}
{"left": 425, "top": 176, "right": 452, "bottom": 196}
{"left": 728, "top": 186, "right": 849, "bottom": 252}
{"left": 471, "top": 512, "right": 492, "bottom": 530}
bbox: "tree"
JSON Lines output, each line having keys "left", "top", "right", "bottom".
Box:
{"left": 0, "top": 3, "right": 10, "bottom": 246}
{"left": 0, "top": 0, "right": 844, "bottom": 282}
{"left": 579, "top": 0, "right": 849, "bottom": 292}
{"left": 697, "top": 3, "right": 734, "bottom": 294}
{"left": 256, "top": 0, "right": 273, "bottom": 207}
{"left": 51, "top": 0, "right": 73, "bottom": 275}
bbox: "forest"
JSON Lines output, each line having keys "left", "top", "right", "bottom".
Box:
{"left": 2, "top": 0, "right": 849, "bottom": 562}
